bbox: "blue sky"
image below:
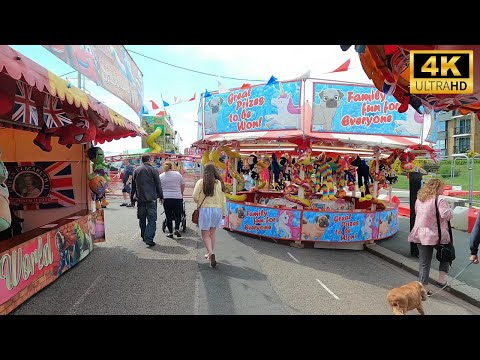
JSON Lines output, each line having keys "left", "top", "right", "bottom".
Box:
{"left": 10, "top": 45, "right": 373, "bottom": 154}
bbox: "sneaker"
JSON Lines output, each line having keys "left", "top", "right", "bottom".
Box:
{"left": 166, "top": 233, "right": 174, "bottom": 238}
{"left": 145, "top": 241, "right": 156, "bottom": 247}
{"left": 120, "top": 203, "right": 127, "bottom": 206}
{"left": 174, "top": 230, "right": 182, "bottom": 238}
{"left": 126, "top": 203, "right": 134, "bottom": 208}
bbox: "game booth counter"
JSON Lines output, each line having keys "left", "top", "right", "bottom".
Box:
{"left": 193, "top": 77, "right": 438, "bottom": 250}
{"left": 0, "top": 45, "right": 146, "bottom": 314}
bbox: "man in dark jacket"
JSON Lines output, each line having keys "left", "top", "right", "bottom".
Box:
{"left": 130, "top": 154, "right": 163, "bottom": 246}
{"left": 470, "top": 212, "right": 480, "bottom": 264}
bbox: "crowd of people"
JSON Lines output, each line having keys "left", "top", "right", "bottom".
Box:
{"left": 114, "top": 157, "right": 480, "bottom": 274}
{"left": 119, "top": 155, "right": 224, "bottom": 268}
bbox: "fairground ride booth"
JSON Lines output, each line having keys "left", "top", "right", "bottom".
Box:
{"left": 193, "top": 78, "right": 438, "bottom": 250}
{"left": 0, "top": 45, "right": 146, "bottom": 314}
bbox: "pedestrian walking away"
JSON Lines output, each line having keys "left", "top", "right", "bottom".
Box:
{"left": 120, "top": 158, "right": 134, "bottom": 207}
{"left": 470, "top": 212, "right": 480, "bottom": 264}
{"left": 160, "top": 160, "right": 185, "bottom": 239}
{"left": 192, "top": 163, "right": 226, "bottom": 268}
{"left": 130, "top": 154, "right": 164, "bottom": 247}
{"left": 408, "top": 179, "right": 453, "bottom": 295}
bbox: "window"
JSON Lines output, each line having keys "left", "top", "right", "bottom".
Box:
{"left": 437, "top": 121, "right": 447, "bottom": 132}
{"left": 436, "top": 139, "right": 447, "bottom": 150}
{"left": 454, "top": 137, "right": 471, "bottom": 153}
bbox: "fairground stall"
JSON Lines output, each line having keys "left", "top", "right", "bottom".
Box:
{"left": 0, "top": 45, "right": 146, "bottom": 314}
{"left": 193, "top": 78, "right": 438, "bottom": 250}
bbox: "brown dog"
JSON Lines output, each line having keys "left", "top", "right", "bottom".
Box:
{"left": 228, "top": 207, "right": 245, "bottom": 230}
{"left": 386, "top": 281, "right": 428, "bottom": 315}
{"left": 301, "top": 215, "right": 329, "bottom": 240}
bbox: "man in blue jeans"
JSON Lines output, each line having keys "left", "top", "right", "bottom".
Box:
{"left": 130, "top": 154, "right": 163, "bottom": 247}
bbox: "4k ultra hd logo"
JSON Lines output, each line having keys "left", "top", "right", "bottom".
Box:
{"left": 410, "top": 50, "right": 473, "bottom": 94}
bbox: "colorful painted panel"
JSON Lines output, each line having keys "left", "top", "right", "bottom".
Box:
{"left": 227, "top": 202, "right": 301, "bottom": 240}
{"left": 205, "top": 81, "right": 302, "bottom": 135}
{"left": 43, "top": 45, "right": 144, "bottom": 114}
{"left": 302, "top": 211, "right": 380, "bottom": 242}
{"left": 377, "top": 208, "right": 398, "bottom": 239}
{"left": 311, "top": 82, "right": 434, "bottom": 138}
{"left": 0, "top": 213, "right": 94, "bottom": 311}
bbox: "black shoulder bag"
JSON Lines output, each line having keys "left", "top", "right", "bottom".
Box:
{"left": 435, "top": 195, "right": 455, "bottom": 266}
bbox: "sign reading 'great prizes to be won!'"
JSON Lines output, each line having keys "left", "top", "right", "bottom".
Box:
{"left": 204, "top": 81, "right": 302, "bottom": 135}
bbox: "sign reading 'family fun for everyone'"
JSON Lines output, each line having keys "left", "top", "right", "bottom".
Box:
{"left": 204, "top": 81, "right": 302, "bottom": 135}
{"left": 311, "top": 82, "right": 435, "bottom": 139}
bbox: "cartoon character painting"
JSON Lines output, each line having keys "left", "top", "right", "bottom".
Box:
{"left": 54, "top": 223, "right": 93, "bottom": 276}
{"left": 394, "top": 106, "right": 423, "bottom": 136}
{"left": 275, "top": 210, "right": 293, "bottom": 238}
{"left": 229, "top": 206, "right": 245, "bottom": 230}
{"left": 378, "top": 212, "right": 394, "bottom": 238}
{"left": 361, "top": 213, "right": 376, "bottom": 240}
{"left": 312, "top": 89, "right": 344, "bottom": 131}
{"left": 265, "top": 93, "right": 301, "bottom": 129}
{"left": 301, "top": 214, "right": 329, "bottom": 240}
{"left": 204, "top": 97, "right": 223, "bottom": 134}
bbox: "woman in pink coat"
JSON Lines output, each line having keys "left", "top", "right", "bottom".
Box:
{"left": 408, "top": 178, "right": 453, "bottom": 294}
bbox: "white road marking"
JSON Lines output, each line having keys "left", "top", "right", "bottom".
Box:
{"left": 287, "top": 252, "right": 299, "bottom": 263}
{"left": 316, "top": 279, "right": 340, "bottom": 300}
{"left": 67, "top": 274, "right": 103, "bottom": 315}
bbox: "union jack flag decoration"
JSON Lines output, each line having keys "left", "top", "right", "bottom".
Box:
{"left": 5, "top": 161, "right": 76, "bottom": 210}
{"left": 12, "top": 81, "right": 39, "bottom": 126}
{"left": 43, "top": 95, "right": 72, "bottom": 129}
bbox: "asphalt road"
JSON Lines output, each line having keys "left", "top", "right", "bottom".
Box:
{"left": 12, "top": 198, "right": 480, "bottom": 315}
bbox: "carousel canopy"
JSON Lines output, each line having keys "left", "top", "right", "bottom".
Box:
{"left": 0, "top": 45, "right": 147, "bottom": 142}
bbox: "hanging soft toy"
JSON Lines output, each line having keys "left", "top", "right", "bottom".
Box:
{"left": 33, "top": 126, "right": 54, "bottom": 152}
{"left": 247, "top": 154, "right": 258, "bottom": 171}
{"left": 271, "top": 153, "right": 281, "bottom": 184}
{"left": 0, "top": 148, "right": 11, "bottom": 232}
{"left": 87, "top": 146, "right": 110, "bottom": 210}
{"left": 399, "top": 152, "right": 416, "bottom": 172}
{"left": 56, "top": 116, "right": 97, "bottom": 148}
{"left": 335, "top": 156, "right": 347, "bottom": 198}
{"left": 351, "top": 155, "right": 373, "bottom": 201}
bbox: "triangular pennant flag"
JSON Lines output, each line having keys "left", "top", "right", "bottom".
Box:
{"left": 204, "top": 90, "right": 212, "bottom": 98}
{"left": 174, "top": 96, "right": 182, "bottom": 104}
{"left": 218, "top": 81, "right": 229, "bottom": 94}
{"left": 162, "top": 100, "right": 170, "bottom": 107}
{"left": 156, "top": 110, "right": 166, "bottom": 117}
{"left": 189, "top": 93, "right": 196, "bottom": 101}
{"left": 240, "top": 83, "right": 251, "bottom": 89}
{"left": 296, "top": 70, "right": 310, "bottom": 80}
{"left": 267, "top": 75, "right": 278, "bottom": 85}
{"left": 149, "top": 100, "right": 159, "bottom": 110}
{"left": 141, "top": 105, "right": 149, "bottom": 115}
{"left": 329, "top": 58, "right": 351, "bottom": 73}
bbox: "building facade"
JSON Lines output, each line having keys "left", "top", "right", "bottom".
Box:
{"left": 435, "top": 110, "right": 480, "bottom": 156}
{"left": 141, "top": 114, "right": 180, "bottom": 154}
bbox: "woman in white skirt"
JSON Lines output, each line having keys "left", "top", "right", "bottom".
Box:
{"left": 192, "top": 163, "right": 226, "bottom": 268}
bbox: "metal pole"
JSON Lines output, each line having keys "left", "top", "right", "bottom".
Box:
{"left": 78, "top": 72, "right": 82, "bottom": 90}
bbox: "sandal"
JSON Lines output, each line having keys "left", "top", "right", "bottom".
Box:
{"left": 210, "top": 254, "right": 217, "bottom": 268}
{"left": 204, "top": 254, "right": 210, "bottom": 260}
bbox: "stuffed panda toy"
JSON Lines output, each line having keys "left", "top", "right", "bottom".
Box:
{"left": 248, "top": 154, "right": 258, "bottom": 171}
